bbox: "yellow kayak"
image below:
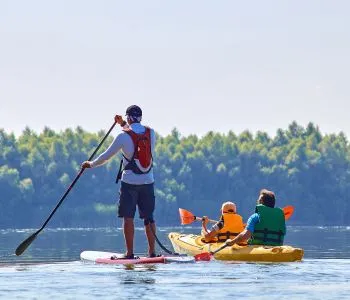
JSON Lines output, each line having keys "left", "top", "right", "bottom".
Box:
{"left": 168, "top": 232, "right": 304, "bottom": 262}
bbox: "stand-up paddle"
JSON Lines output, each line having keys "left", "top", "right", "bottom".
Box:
{"left": 15, "top": 121, "right": 117, "bottom": 256}
{"left": 149, "top": 221, "right": 183, "bottom": 256}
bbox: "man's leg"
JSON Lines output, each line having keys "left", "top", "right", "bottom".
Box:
{"left": 118, "top": 182, "right": 137, "bottom": 257}
{"left": 144, "top": 219, "right": 156, "bottom": 256}
{"left": 123, "top": 217, "right": 134, "bottom": 257}
{"left": 138, "top": 183, "right": 156, "bottom": 256}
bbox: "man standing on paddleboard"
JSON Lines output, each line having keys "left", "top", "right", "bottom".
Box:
{"left": 81, "top": 105, "right": 157, "bottom": 259}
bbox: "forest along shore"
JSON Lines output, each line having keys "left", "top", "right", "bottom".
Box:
{"left": 1, "top": 121, "right": 349, "bottom": 228}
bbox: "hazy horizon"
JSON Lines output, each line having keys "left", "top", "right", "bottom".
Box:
{"left": 1, "top": 1, "right": 349, "bottom": 138}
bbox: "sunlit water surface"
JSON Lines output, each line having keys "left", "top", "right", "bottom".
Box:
{"left": 1, "top": 226, "right": 349, "bottom": 299}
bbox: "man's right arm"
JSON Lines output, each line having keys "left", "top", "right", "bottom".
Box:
{"left": 81, "top": 115, "right": 127, "bottom": 169}
{"left": 90, "top": 134, "right": 124, "bottom": 167}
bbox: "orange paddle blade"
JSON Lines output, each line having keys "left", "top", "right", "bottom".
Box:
{"left": 179, "top": 208, "right": 196, "bottom": 225}
{"left": 283, "top": 205, "right": 294, "bottom": 220}
{"left": 194, "top": 252, "right": 212, "bottom": 261}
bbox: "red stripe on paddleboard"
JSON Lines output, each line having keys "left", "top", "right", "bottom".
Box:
{"left": 95, "top": 256, "right": 166, "bottom": 264}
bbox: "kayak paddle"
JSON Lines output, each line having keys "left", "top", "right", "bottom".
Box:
{"left": 179, "top": 208, "right": 217, "bottom": 225}
{"left": 15, "top": 120, "right": 117, "bottom": 256}
{"left": 180, "top": 205, "right": 294, "bottom": 226}
{"left": 283, "top": 205, "right": 294, "bottom": 220}
{"left": 194, "top": 239, "right": 234, "bottom": 261}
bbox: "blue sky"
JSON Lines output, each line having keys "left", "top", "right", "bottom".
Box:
{"left": 0, "top": 0, "right": 349, "bottom": 137}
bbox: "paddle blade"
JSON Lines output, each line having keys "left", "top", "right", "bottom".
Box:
{"left": 194, "top": 252, "right": 212, "bottom": 262}
{"left": 283, "top": 205, "right": 294, "bottom": 220}
{"left": 15, "top": 231, "right": 38, "bottom": 256}
{"left": 179, "top": 208, "right": 196, "bottom": 225}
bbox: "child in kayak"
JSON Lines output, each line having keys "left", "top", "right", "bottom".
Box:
{"left": 201, "top": 201, "right": 245, "bottom": 243}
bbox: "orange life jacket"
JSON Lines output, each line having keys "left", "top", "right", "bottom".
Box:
{"left": 216, "top": 213, "right": 245, "bottom": 242}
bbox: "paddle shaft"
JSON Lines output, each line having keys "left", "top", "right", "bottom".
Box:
{"left": 195, "top": 206, "right": 292, "bottom": 225}
{"left": 210, "top": 240, "right": 233, "bottom": 255}
{"left": 194, "top": 240, "right": 232, "bottom": 261}
{"left": 149, "top": 221, "right": 181, "bottom": 256}
{"left": 195, "top": 216, "right": 217, "bottom": 223}
{"left": 36, "top": 122, "right": 116, "bottom": 231}
{"left": 15, "top": 121, "right": 117, "bottom": 255}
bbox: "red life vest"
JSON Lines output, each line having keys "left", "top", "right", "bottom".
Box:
{"left": 122, "top": 127, "right": 153, "bottom": 174}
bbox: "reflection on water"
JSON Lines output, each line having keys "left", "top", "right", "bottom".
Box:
{"left": 0, "top": 259, "right": 349, "bottom": 299}
{"left": 0, "top": 227, "right": 349, "bottom": 299}
{"left": 121, "top": 277, "right": 156, "bottom": 284}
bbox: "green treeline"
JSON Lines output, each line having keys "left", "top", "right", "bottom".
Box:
{"left": 1, "top": 121, "right": 349, "bottom": 229}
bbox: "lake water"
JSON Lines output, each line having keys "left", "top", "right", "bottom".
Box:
{"left": 1, "top": 226, "right": 350, "bottom": 299}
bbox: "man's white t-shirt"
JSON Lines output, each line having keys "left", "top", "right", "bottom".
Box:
{"left": 91, "top": 123, "right": 155, "bottom": 185}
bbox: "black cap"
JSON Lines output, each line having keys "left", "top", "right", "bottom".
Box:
{"left": 126, "top": 105, "right": 142, "bottom": 117}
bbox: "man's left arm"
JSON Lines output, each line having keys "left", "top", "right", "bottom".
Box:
{"left": 227, "top": 213, "right": 259, "bottom": 246}
{"left": 151, "top": 128, "right": 156, "bottom": 158}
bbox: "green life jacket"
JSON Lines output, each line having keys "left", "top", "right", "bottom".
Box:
{"left": 249, "top": 204, "right": 286, "bottom": 246}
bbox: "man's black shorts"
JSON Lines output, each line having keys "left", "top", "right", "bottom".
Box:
{"left": 118, "top": 181, "right": 155, "bottom": 219}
